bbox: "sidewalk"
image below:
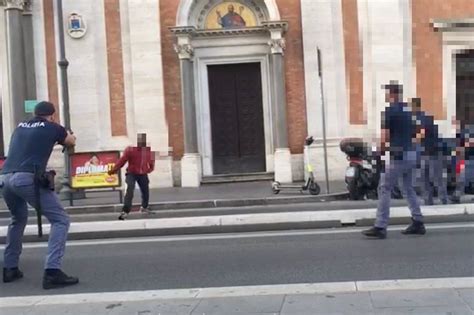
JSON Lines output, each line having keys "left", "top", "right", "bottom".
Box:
{"left": 2, "top": 203, "right": 472, "bottom": 242}
{"left": 1, "top": 278, "right": 472, "bottom": 314}
{"left": 0, "top": 180, "right": 349, "bottom": 211}
{"left": 1, "top": 180, "right": 473, "bottom": 242}
{"left": 0, "top": 181, "right": 350, "bottom": 218}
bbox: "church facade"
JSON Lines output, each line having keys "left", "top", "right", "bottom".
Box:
{"left": 0, "top": 0, "right": 472, "bottom": 189}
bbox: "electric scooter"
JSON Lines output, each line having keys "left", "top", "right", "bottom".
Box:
{"left": 271, "top": 136, "right": 321, "bottom": 195}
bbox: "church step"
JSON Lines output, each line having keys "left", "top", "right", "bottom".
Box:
{"left": 201, "top": 172, "right": 275, "bottom": 184}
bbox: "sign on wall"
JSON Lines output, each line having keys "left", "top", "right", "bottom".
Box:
{"left": 67, "top": 13, "right": 87, "bottom": 39}
{"left": 24, "top": 100, "right": 38, "bottom": 113}
{"left": 69, "top": 151, "right": 121, "bottom": 189}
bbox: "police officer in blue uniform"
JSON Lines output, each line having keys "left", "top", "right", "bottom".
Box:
{"left": 1, "top": 101, "right": 78, "bottom": 289}
{"left": 362, "top": 82, "right": 425, "bottom": 239}
{"left": 411, "top": 98, "right": 449, "bottom": 205}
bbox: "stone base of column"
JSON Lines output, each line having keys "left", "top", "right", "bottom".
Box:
{"left": 181, "top": 153, "right": 202, "bottom": 187}
{"left": 148, "top": 157, "right": 174, "bottom": 188}
{"left": 274, "top": 148, "right": 293, "bottom": 183}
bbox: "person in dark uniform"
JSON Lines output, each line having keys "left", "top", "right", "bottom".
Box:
{"left": 410, "top": 97, "right": 448, "bottom": 205}
{"left": 362, "top": 82, "right": 425, "bottom": 239}
{"left": 1, "top": 101, "right": 78, "bottom": 289}
{"left": 452, "top": 120, "right": 474, "bottom": 203}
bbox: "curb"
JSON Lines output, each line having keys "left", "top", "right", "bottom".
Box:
{"left": 1, "top": 204, "right": 472, "bottom": 242}
{"left": 0, "top": 277, "right": 472, "bottom": 308}
{"left": 0, "top": 192, "right": 350, "bottom": 218}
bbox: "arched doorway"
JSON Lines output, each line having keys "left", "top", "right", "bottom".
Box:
{"left": 208, "top": 62, "right": 266, "bottom": 174}
{"left": 173, "top": 0, "right": 293, "bottom": 185}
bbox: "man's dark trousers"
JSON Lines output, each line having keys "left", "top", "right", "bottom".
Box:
{"left": 123, "top": 173, "right": 149, "bottom": 213}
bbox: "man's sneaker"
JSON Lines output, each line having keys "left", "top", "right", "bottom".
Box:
{"left": 362, "top": 227, "right": 387, "bottom": 239}
{"left": 118, "top": 211, "right": 128, "bottom": 220}
{"left": 43, "top": 270, "right": 79, "bottom": 290}
{"left": 402, "top": 219, "right": 426, "bottom": 235}
{"left": 139, "top": 207, "right": 151, "bottom": 214}
{"left": 3, "top": 268, "right": 23, "bottom": 283}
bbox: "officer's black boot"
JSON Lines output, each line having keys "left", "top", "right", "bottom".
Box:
{"left": 402, "top": 218, "right": 426, "bottom": 235}
{"left": 362, "top": 226, "right": 387, "bottom": 239}
{"left": 43, "top": 269, "right": 79, "bottom": 290}
{"left": 3, "top": 267, "right": 23, "bottom": 283}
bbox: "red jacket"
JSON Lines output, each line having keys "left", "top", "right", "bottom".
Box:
{"left": 111, "top": 146, "right": 155, "bottom": 175}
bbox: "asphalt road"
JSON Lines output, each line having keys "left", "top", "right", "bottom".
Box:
{"left": 1, "top": 223, "right": 473, "bottom": 297}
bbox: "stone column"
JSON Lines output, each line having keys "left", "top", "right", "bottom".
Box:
{"left": 22, "top": 0, "right": 36, "bottom": 104}
{"left": 266, "top": 22, "right": 293, "bottom": 183}
{"left": 171, "top": 27, "right": 201, "bottom": 187}
{"left": 4, "top": 0, "right": 27, "bottom": 125}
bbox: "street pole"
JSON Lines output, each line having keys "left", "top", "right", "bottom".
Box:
{"left": 317, "top": 47, "right": 330, "bottom": 194}
{"left": 56, "top": 0, "right": 73, "bottom": 201}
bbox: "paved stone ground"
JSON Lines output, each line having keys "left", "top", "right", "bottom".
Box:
{"left": 1, "top": 288, "right": 472, "bottom": 315}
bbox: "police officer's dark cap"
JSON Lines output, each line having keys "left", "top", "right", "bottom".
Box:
{"left": 34, "top": 101, "right": 56, "bottom": 116}
{"left": 381, "top": 81, "right": 402, "bottom": 94}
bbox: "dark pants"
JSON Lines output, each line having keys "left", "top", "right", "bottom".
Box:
{"left": 123, "top": 174, "right": 150, "bottom": 213}
{"left": 421, "top": 153, "right": 448, "bottom": 205}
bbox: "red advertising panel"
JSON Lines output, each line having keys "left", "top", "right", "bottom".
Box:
{"left": 69, "top": 151, "right": 121, "bottom": 189}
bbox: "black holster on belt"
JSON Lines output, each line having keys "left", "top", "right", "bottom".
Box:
{"left": 33, "top": 166, "right": 56, "bottom": 238}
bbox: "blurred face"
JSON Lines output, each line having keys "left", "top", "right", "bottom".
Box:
{"left": 410, "top": 98, "right": 421, "bottom": 112}
{"left": 452, "top": 117, "right": 461, "bottom": 131}
{"left": 137, "top": 133, "right": 147, "bottom": 147}
{"left": 228, "top": 4, "right": 234, "bottom": 13}
{"left": 90, "top": 156, "right": 100, "bottom": 165}
{"left": 385, "top": 90, "right": 401, "bottom": 104}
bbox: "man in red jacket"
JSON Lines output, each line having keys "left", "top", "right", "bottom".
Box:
{"left": 109, "top": 133, "right": 155, "bottom": 220}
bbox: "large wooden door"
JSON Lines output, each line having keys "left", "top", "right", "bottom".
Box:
{"left": 208, "top": 63, "right": 266, "bottom": 174}
{"left": 456, "top": 51, "right": 474, "bottom": 124}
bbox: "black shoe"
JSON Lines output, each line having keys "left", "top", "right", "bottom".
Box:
{"left": 362, "top": 227, "right": 387, "bottom": 239}
{"left": 43, "top": 270, "right": 79, "bottom": 290}
{"left": 402, "top": 219, "right": 426, "bottom": 235}
{"left": 3, "top": 268, "right": 23, "bottom": 283}
{"left": 118, "top": 211, "right": 128, "bottom": 220}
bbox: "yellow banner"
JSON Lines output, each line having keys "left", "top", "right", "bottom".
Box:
{"left": 71, "top": 173, "right": 119, "bottom": 189}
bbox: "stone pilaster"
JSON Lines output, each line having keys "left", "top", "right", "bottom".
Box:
{"left": 22, "top": 0, "right": 36, "bottom": 105}
{"left": 3, "top": 0, "right": 28, "bottom": 125}
{"left": 171, "top": 26, "right": 202, "bottom": 187}
{"left": 265, "top": 21, "right": 293, "bottom": 183}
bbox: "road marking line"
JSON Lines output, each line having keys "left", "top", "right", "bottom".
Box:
{"left": 0, "top": 277, "right": 472, "bottom": 308}
{"left": 1, "top": 222, "right": 472, "bottom": 250}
